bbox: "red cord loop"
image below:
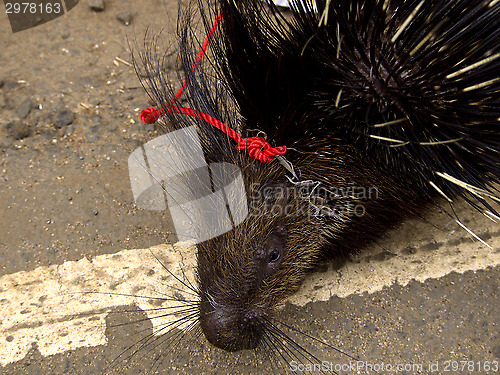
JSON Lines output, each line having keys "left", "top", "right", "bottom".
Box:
{"left": 236, "top": 137, "right": 287, "bottom": 164}
{"left": 140, "top": 107, "right": 161, "bottom": 124}
{"left": 138, "top": 11, "right": 287, "bottom": 164}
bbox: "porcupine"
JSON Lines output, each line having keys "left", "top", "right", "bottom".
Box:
{"left": 134, "top": 0, "right": 500, "bottom": 355}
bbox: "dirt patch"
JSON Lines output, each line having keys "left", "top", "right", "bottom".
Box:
{"left": 0, "top": 0, "right": 182, "bottom": 276}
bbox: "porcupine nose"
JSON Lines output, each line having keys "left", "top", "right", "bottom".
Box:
{"left": 201, "top": 304, "right": 266, "bottom": 352}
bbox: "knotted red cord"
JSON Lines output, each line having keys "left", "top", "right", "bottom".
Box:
{"left": 139, "top": 11, "right": 287, "bottom": 164}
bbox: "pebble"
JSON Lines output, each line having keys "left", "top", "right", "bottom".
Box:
{"left": 54, "top": 109, "right": 75, "bottom": 128}
{"left": 4, "top": 121, "right": 31, "bottom": 140}
{"left": 89, "top": 0, "right": 105, "bottom": 11}
{"left": 17, "top": 98, "right": 32, "bottom": 119}
{"left": 116, "top": 11, "right": 132, "bottom": 26}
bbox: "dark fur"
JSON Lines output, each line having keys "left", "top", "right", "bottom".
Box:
{"left": 135, "top": 0, "right": 500, "bottom": 353}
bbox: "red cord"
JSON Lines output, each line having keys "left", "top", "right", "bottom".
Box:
{"left": 140, "top": 105, "right": 287, "bottom": 164}
{"left": 139, "top": 11, "right": 287, "bottom": 164}
{"left": 170, "top": 11, "right": 223, "bottom": 103}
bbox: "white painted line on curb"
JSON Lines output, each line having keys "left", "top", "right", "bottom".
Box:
{"left": 289, "top": 227, "right": 500, "bottom": 305}
{"left": 0, "top": 243, "right": 197, "bottom": 367}
{"left": 1, "top": 219, "right": 499, "bottom": 367}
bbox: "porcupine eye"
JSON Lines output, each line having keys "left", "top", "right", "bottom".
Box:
{"left": 253, "top": 225, "right": 288, "bottom": 277}
{"left": 268, "top": 249, "right": 280, "bottom": 262}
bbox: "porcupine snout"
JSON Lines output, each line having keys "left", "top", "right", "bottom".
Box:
{"left": 197, "top": 226, "right": 289, "bottom": 351}
{"left": 200, "top": 299, "right": 267, "bottom": 351}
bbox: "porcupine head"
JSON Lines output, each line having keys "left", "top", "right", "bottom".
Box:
{"left": 135, "top": 0, "right": 500, "bottom": 353}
